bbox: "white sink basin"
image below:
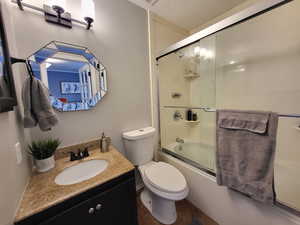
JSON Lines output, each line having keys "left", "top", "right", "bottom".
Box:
{"left": 55, "top": 159, "right": 108, "bottom": 186}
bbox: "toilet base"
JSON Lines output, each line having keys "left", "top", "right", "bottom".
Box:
{"left": 141, "top": 188, "right": 177, "bottom": 225}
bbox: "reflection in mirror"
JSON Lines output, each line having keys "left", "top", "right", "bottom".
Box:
{"left": 28, "top": 41, "right": 107, "bottom": 112}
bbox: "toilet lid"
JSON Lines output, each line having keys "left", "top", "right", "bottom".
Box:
{"left": 144, "top": 162, "right": 187, "bottom": 193}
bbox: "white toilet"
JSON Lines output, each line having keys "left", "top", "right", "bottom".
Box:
{"left": 122, "top": 127, "right": 189, "bottom": 225}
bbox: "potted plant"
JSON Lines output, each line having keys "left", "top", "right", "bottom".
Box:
{"left": 28, "top": 138, "right": 61, "bottom": 173}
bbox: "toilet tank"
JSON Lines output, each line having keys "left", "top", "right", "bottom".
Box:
{"left": 122, "top": 127, "right": 156, "bottom": 166}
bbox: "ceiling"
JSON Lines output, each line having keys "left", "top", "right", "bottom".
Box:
{"left": 129, "top": 0, "right": 248, "bottom": 30}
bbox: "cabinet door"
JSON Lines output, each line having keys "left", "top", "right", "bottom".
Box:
{"left": 40, "top": 179, "right": 138, "bottom": 225}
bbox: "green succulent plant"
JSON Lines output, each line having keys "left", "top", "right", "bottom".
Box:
{"left": 28, "top": 138, "right": 61, "bottom": 160}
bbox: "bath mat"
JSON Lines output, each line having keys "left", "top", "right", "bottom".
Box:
{"left": 189, "top": 217, "right": 203, "bottom": 225}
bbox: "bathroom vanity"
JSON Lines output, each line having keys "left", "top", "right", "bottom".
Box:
{"left": 14, "top": 146, "right": 138, "bottom": 225}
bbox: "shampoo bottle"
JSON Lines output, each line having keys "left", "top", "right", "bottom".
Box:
{"left": 187, "top": 109, "right": 193, "bottom": 121}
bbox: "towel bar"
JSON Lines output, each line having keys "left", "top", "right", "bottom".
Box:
{"left": 279, "top": 114, "right": 300, "bottom": 118}
{"left": 10, "top": 57, "right": 26, "bottom": 65}
{"left": 164, "top": 106, "right": 300, "bottom": 118}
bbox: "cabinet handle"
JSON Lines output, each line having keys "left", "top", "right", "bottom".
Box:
{"left": 96, "top": 204, "right": 102, "bottom": 210}
{"left": 88, "top": 208, "right": 95, "bottom": 214}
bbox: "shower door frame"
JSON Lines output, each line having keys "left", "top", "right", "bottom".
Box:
{"left": 156, "top": 0, "right": 299, "bottom": 216}
{"left": 156, "top": 0, "right": 292, "bottom": 61}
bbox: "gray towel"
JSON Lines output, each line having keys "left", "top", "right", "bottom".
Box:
{"left": 22, "top": 77, "right": 58, "bottom": 131}
{"left": 216, "top": 110, "right": 278, "bottom": 204}
{"left": 0, "top": 76, "right": 15, "bottom": 112}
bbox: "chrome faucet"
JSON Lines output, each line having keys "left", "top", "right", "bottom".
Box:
{"left": 176, "top": 137, "right": 184, "bottom": 144}
{"left": 173, "top": 111, "right": 183, "bottom": 121}
{"left": 69, "top": 147, "right": 89, "bottom": 161}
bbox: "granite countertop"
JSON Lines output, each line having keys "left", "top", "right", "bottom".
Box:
{"left": 15, "top": 146, "right": 134, "bottom": 223}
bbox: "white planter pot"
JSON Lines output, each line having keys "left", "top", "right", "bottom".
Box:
{"left": 35, "top": 155, "right": 55, "bottom": 173}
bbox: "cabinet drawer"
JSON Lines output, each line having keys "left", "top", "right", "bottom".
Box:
{"left": 40, "top": 178, "right": 137, "bottom": 225}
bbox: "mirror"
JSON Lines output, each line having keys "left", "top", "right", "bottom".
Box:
{"left": 28, "top": 41, "right": 107, "bottom": 112}
{"left": 0, "top": 3, "right": 17, "bottom": 113}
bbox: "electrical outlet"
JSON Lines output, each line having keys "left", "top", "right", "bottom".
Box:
{"left": 15, "top": 142, "right": 22, "bottom": 164}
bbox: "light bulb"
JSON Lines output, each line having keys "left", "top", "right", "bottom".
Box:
{"left": 81, "top": 0, "right": 95, "bottom": 20}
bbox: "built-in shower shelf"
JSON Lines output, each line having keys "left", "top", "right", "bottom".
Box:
{"left": 185, "top": 120, "right": 200, "bottom": 125}
{"left": 184, "top": 73, "right": 200, "bottom": 79}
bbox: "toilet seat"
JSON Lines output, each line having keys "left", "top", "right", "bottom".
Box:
{"left": 139, "top": 161, "right": 189, "bottom": 200}
{"left": 144, "top": 162, "right": 187, "bottom": 193}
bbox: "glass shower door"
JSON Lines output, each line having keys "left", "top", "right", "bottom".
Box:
{"left": 158, "top": 0, "right": 300, "bottom": 213}
{"left": 214, "top": 0, "right": 300, "bottom": 211}
{"left": 159, "top": 35, "right": 217, "bottom": 173}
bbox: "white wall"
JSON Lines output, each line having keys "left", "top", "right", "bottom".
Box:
{"left": 0, "top": 0, "right": 151, "bottom": 224}
{"left": 149, "top": 14, "right": 189, "bottom": 55}
{"left": 0, "top": 2, "right": 32, "bottom": 225}
{"left": 0, "top": 112, "right": 31, "bottom": 225}
{"left": 6, "top": 0, "right": 152, "bottom": 154}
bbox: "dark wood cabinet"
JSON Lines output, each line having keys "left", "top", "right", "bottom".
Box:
{"left": 16, "top": 171, "right": 138, "bottom": 225}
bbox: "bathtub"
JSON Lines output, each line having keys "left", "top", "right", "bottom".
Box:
{"left": 163, "top": 141, "right": 216, "bottom": 175}
{"left": 158, "top": 151, "right": 300, "bottom": 225}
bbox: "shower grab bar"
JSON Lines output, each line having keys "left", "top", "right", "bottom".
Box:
{"left": 164, "top": 106, "right": 215, "bottom": 112}
{"left": 164, "top": 106, "right": 300, "bottom": 118}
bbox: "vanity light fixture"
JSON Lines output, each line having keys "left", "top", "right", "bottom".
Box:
{"left": 11, "top": 0, "right": 93, "bottom": 30}
{"left": 81, "top": 0, "right": 95, "bottom": 30}
{"left": 45, "top": 0, "right": 72, "bottom": 28}
{"left": 49, "top": 0, "right": 66, "bottom": 13}
{"left": 16, "top": 0, "right": 23, "bottom": 10}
